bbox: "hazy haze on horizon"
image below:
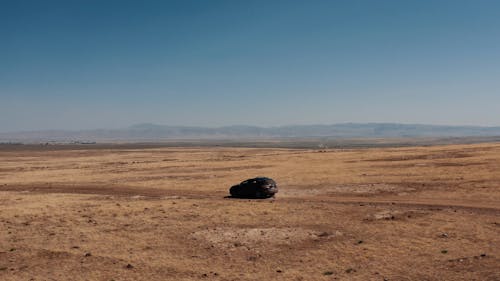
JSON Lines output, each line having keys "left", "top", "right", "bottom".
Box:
{"left": 2, "top": 0, "right": 500, "bottom": 132}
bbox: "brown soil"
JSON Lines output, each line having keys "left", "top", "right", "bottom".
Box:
{"left": 0, "top": 143, "right": 499, "bottom": 280}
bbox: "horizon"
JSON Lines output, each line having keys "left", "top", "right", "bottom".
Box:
{"left": 2, "top": 121, "right": 500, "bottom": 135}
{"left": 4, "top": 121, "right": 500, "bottom": 134}
{"left": 2, "top": 0, "right": 500, "bottom": 132}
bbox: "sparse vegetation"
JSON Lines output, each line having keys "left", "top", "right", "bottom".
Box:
{"left": 0, "top": 142, "right": 499, "bottom": 280}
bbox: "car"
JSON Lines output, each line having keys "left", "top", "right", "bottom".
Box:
{"left": 229, "top": 177, "right": 278, "bottom": 199}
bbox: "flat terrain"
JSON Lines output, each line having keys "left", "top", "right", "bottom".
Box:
{"left": 0, "top": 143, "right": 499, "bottom": 280}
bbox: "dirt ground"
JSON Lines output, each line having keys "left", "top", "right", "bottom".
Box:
{"left": 0, "top": 143, "right": 499, "bottom": 281}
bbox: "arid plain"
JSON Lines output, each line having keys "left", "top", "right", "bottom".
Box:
{"left": 0, "top": 142, "right": 499, "bottom": 281}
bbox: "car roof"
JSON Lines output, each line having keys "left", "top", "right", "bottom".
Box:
{"left": 242, "top": 177, "right": 275, "bottom": 183}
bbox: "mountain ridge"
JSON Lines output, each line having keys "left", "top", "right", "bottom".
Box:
{"left": 2, "top": 123, "right": 500, "bottom": 142}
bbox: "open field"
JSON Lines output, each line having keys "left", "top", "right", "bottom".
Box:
{"left": 0, "top": 142, "right": 499, "bottom": 280}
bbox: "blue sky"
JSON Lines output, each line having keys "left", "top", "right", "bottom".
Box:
{"left": 1, "top": 0, "right": 500, "bottom": 132}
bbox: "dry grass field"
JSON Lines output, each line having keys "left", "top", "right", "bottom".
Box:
{"left": 0, "top": 142, "right": 499, "bottom": 280}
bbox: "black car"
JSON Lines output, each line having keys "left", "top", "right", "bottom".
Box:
{"left": 229, "top": 177, "right": 278, "bottom": 199}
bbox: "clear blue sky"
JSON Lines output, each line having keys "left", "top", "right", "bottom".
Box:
{"left": 1, "top": 0, "right": 500, "bottom": 132}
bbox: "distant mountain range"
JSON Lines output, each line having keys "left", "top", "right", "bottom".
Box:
{"left": 2, "top": 123, "right": 500, "bottom": 143}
